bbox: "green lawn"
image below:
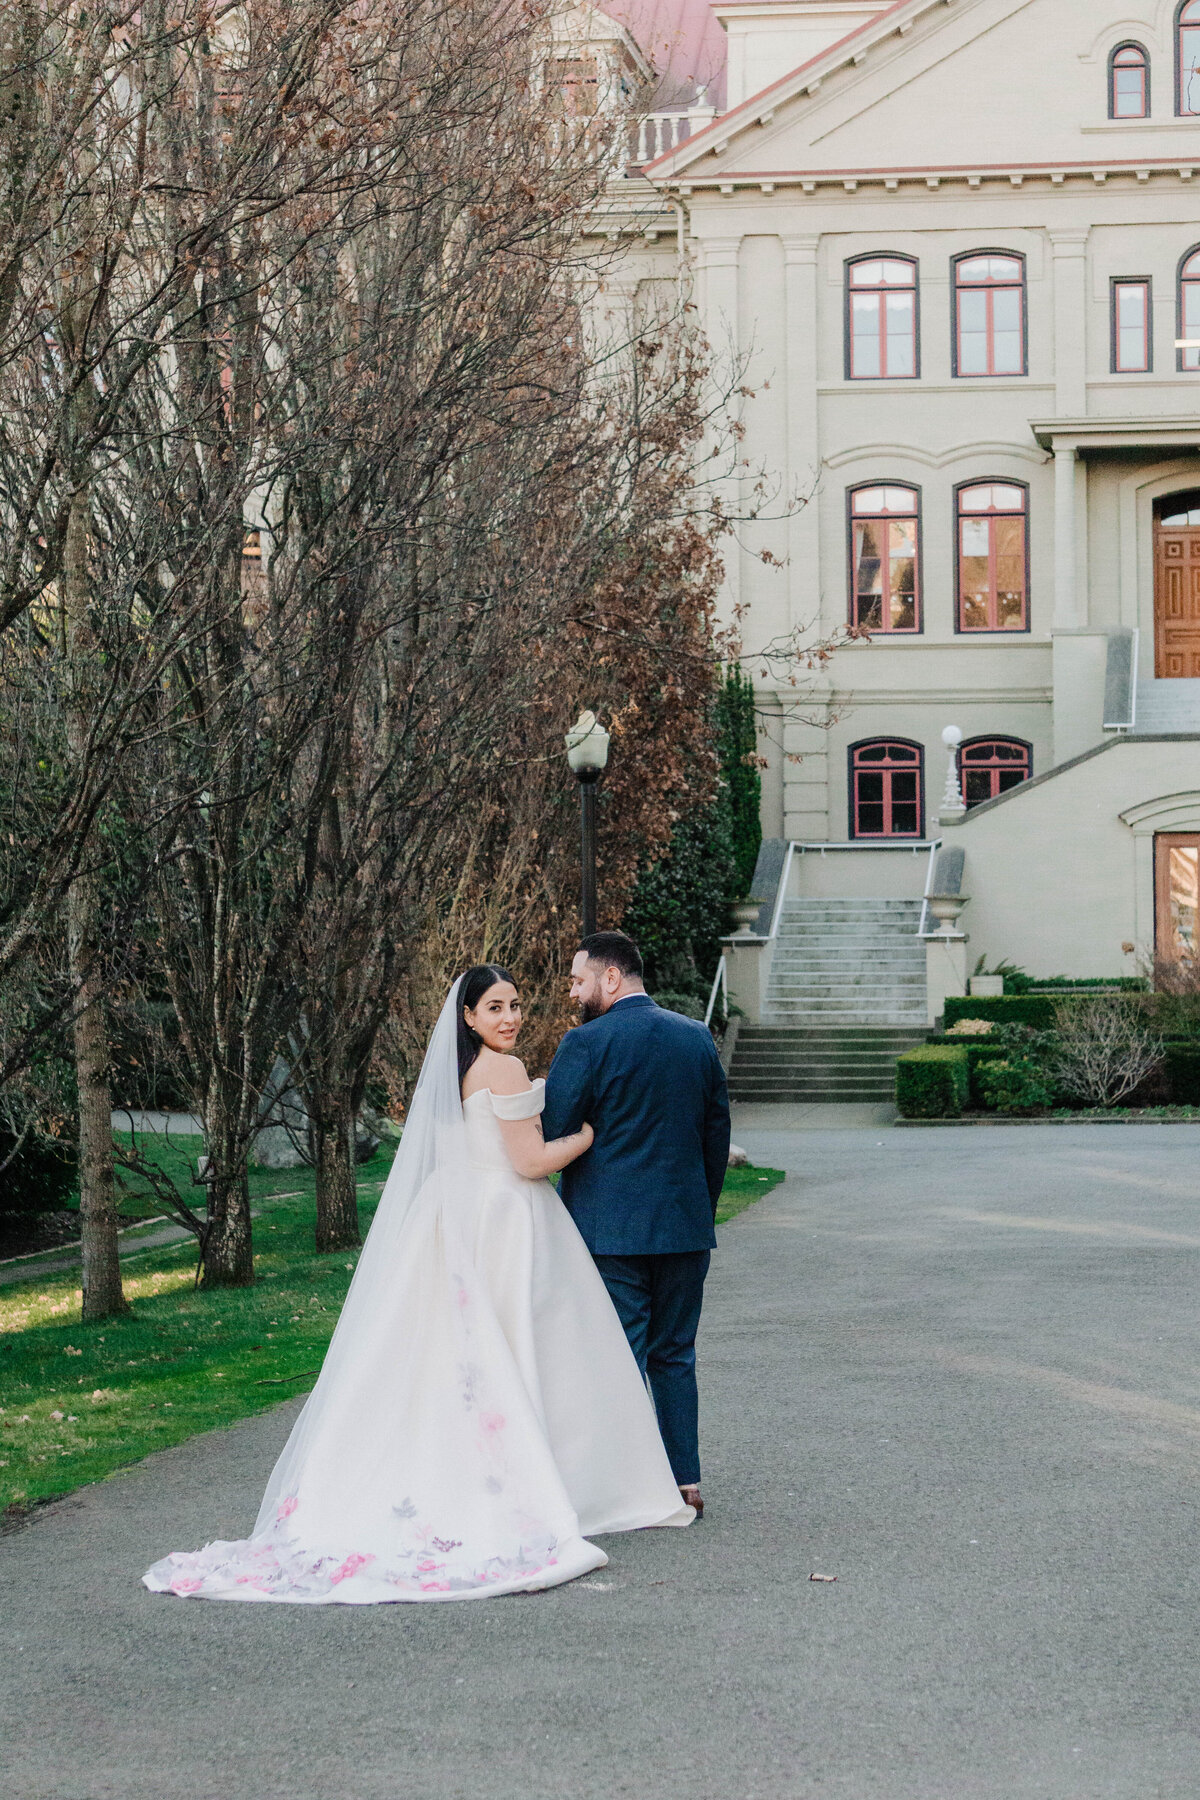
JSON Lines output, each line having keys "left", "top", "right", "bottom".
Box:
{"left": 716, "top": 1163, "right": 785, "bottom": 1225}
{"left": 1, "top": 1144, "right": 784, "bottom": 1516}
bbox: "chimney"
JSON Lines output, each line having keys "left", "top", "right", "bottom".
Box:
{"left": 714, "top": 1, "right": 895, "bottom": 110}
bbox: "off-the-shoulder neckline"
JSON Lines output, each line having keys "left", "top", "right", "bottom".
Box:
{"left": 463, "top": 1076, "right": 545, "bottom": 1103}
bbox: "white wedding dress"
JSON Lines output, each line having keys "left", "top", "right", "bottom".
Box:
{"left": 144, "top": 983, "right": 691, "bottom": 1605}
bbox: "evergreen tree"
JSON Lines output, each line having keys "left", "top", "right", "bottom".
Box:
{"left": 622, "top": 666, "right": 762, "bottom": 1013}
{"left": 716, "top": 664, "right": 762, "bottom": 897}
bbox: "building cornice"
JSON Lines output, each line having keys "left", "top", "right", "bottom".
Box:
{"left": 656, "top": 156, "right": 1200, "bottom": 198}
{"left": 1031, "top": 416, "right": 1200, "bottom": 452}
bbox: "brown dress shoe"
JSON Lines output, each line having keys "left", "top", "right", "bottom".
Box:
{"left": 679, "top": 1485, "right": 704, "bottom": 1518}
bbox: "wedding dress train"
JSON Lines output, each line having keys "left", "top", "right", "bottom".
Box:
{"left": 144, "top": 989, "right": 692, "bottom": 1605}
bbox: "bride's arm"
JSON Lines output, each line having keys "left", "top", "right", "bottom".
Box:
{"left": 499, "top": 1114, "right": 593, "bottom": 1181}
{"left": 486, "top": 1057, "right": 594, "bottom": 1179}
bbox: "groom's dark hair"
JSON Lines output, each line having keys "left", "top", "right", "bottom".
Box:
{"left": 579, "top": 931, "right": 643, "bottom": 980}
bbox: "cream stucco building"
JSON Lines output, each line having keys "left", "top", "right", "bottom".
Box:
{"left": 577, "top": 0, "right": 1200, "bottom": 1055}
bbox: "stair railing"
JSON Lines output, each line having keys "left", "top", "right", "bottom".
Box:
{"left": 768, "top": 841, "right": 796, "bottom": 942}
{"left": 916, "top": 838, "right": 945, "bottom": 939}
{"left": 703, "top": 955, "right": 728, "bottom": 1030}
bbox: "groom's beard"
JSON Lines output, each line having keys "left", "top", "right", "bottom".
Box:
{"left": 578, "top": 996, "right": 606, "bottom": 1024}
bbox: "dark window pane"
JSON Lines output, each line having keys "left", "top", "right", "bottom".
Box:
{"left": 964, "top": 771, "right": 993, "bottom": 806}
{"left": 997, "top": 769, "right": 1027, "bottom": 793}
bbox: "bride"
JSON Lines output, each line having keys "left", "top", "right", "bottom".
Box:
{"left": 144, "top": 966, "right": 693, "bottom": 1604}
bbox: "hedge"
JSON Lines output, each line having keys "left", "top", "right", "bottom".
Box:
{"left": 943, "top": 995, "right": 1058, "bottom": 1031}
{"left": 922, "top": 1034, "right": 1200, "bottom": 1110}
{"left": 895, "top": 1046, "right": 970, "bottom": 1120}
{"left": 1164, "top": 1044, "right": 1200, "bottom": 1105}
{"left": 1004, "top": 975, "right": 1149, "bottom": 996}
{"left": 925, "top": 1037, "right": 1008, "bottom": 1107}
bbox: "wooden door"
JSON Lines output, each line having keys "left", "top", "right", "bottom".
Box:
{"left": 1156, "top": 834, "right": 1200, "bottom": 964}
{"left": 1154, "top": 523, "right": 1200, "bottom": 677}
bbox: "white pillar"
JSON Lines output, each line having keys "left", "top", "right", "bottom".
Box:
{"left": 1050, "top": 230, "right": 1089, "bottom": 416}
{"left": 926, "top": 936, "right": 969, "bottom": 1027}
{"left": 697, "top": 234, "right": 741, "bottom": 373}
{"left": 782, "top": 234, "right": 821, "bottom": 640}
{"left": 697, "top": 235, "right": 742, "bottom": 614}
{"left": 1053, "top": 444, "right": 1081, "bottom": 628}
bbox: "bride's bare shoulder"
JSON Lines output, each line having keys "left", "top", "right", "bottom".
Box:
{"left": 463, "top": 1049, "right": 532, "bottom": 1100}
{"left": 480, "top": 1050, "right": 533, "bottom": 1095}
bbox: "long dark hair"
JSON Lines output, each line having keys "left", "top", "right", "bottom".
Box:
{"left": 457, "top": 964, "right": 517, "bottom": 1086}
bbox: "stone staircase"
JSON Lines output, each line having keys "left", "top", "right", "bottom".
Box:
{"left": 728, "top": 1024, "right": 926, "bottom": 1103}
{"left": 727, "top": 898, "right": 927, "bottom": 1104}
{"left": 1133, "top": 679, "right": 1200, "bottom": 734}
{"left": 765, "top": 898, "right": 928, "bottom": 1025}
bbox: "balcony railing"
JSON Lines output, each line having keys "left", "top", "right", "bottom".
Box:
{"left": 629, "top": 100, "right": 716, "bottom": 167}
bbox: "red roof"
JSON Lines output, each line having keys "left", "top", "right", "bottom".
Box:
{"left": 600, "top": 0, "right": 728, "bottom": 109}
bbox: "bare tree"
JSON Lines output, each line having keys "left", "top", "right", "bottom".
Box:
{"left": 1051, "top": 996, "right": 1163, "bottom": 1109}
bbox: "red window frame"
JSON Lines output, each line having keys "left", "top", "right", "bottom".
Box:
{"left": 956, "top": 483, "right": 1030, "bottom": 633}
{"left": 1110, "top": 42, "right": 1149, "bottom": 118}
{"left": 1179, "top": 1, "right": 1200, "bottom": 115}
{"left": 957, "top": 737, "right": 1032, "bottom": 808}
{"left": 1179, "top": 247, "right": 1200, "bottom": 369}
{"left": 849, "top": 739, "right": 924, "bottom": 841}
{"left": 953, "top": 253, "right": 1027, "bottom": 377}
{"left": 849, "top": 485, "right": 921, "bottom": 633}
{"left": 846, "top": 257, "right": 919, "bottom": 380}
{"left": 1112, "top": 278, "right": 1152, "bottom": 372}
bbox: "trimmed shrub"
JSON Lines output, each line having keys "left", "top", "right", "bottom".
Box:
{"left": 924, "top": 1037, "right": 1008, "bottom": 1106}
{"left": 1003, "top": 974, "right": 1148, "bottom": 996}
{"left": 1164, "top": 1043, "right": 1200, "bottom": 1106}
{"left": 977, "top": 1057, "right": 1056, "bottom": 1114}
{"left": 896, "top": 1046, "right": 969, "bottom": 1119}
{"left": 944, "top": 995, "right": 1058, "bottom": 1031}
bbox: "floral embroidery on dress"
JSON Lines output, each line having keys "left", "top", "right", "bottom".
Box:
{"left": 144, "top": 1494, "right": 566, "bottom": 1602}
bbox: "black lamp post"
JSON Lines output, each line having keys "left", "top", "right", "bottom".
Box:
{"left": 565, "top": 710, "right": 611, "bottom": 937}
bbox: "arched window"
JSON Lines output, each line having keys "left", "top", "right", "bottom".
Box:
{"left": 958, "top": 737, "right": 1032, "bottom": 808}
{"left": 1179, "top": 247, "right": 1200, "bottom": 369}
{"left": 956, "top": 482, "right": 1029, "bottom": 632}
{"left": 849, "top": 740, "right": 924, "bottom": 840}
{"left": 953, "top": 253, "right": 1026, "bottom": 377}
{"left": 849, "top": 486, "right": 921, "bottom": 633}
{"left": 1180, "top": 1, "right": 1200, "bottom": 114}
{"left": 846, "top": 257, "right": 918, "bottom": 379}
{"left": 1110, "top": 43, "right": 1150, "bottom": 118}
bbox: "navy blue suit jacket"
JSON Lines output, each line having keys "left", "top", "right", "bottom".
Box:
{"left": 542, "top": 995, "right": 731, "bottom": 1256}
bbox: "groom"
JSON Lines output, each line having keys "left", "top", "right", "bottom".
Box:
{"left": 543, "top": 931, "right": 731, "bottom": 1516}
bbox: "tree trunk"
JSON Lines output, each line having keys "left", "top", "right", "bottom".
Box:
{"left": 63, "top": 484, "right": 128, "bottom": 1323}
{"left": 313, "top": 1103, "right": 360, "bottom": 1252}
{"left": 200, "top": 1102, "right": 256, "bottom": 1286}
{"left": 200, "top": 1168, "right": 256, "bottom": 1286}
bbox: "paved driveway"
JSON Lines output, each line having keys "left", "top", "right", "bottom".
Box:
{"left": 3, "top": 1122, "right": 1200, "bottom": 1800}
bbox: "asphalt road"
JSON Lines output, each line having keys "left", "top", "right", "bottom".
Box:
{"left": 4, "top": 1121, "right": 1200, "bottom": 1800}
